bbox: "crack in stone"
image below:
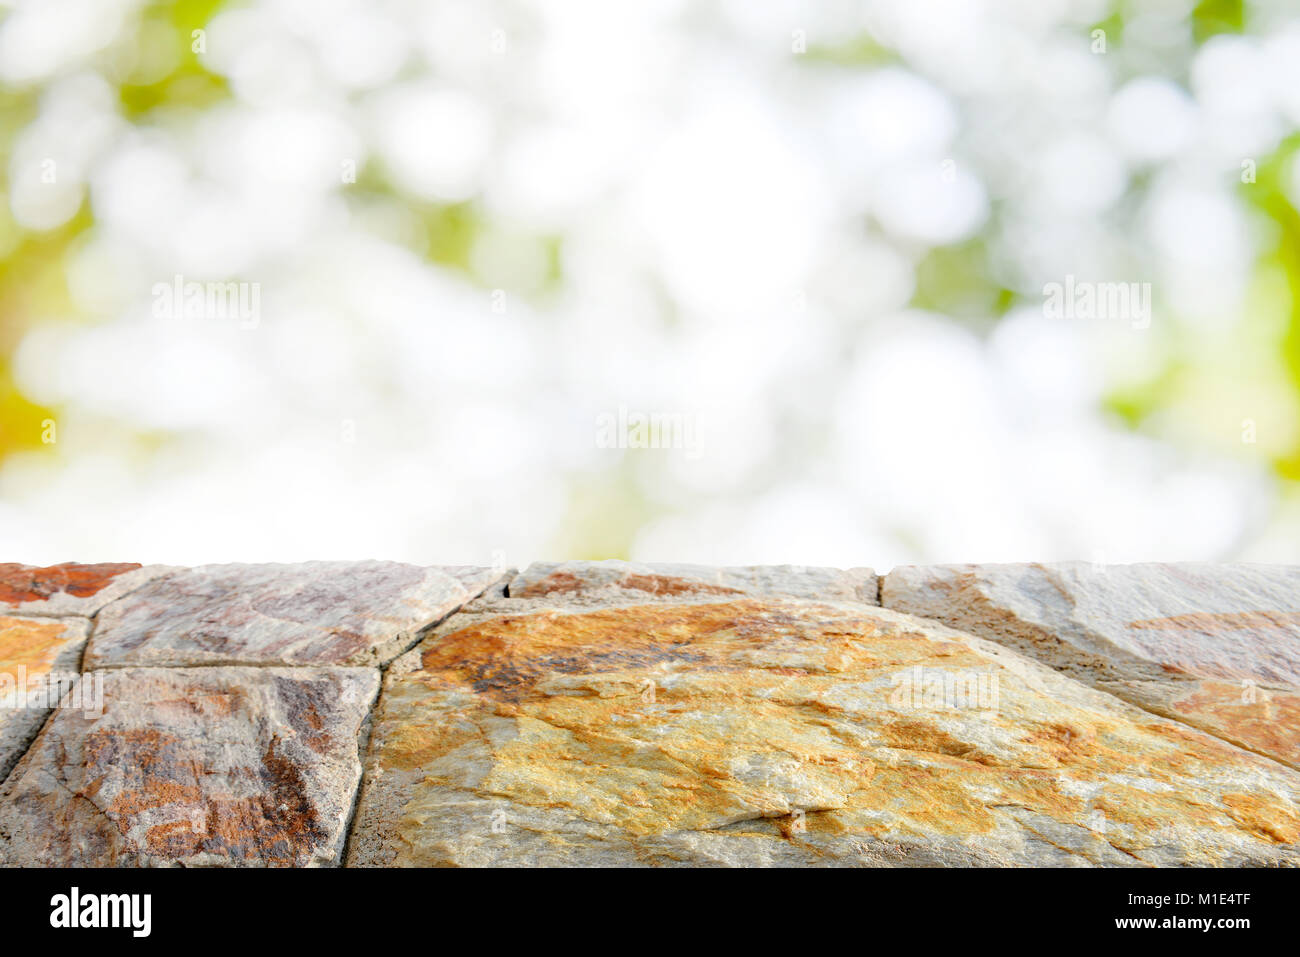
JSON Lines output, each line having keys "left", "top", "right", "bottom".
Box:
{"left": 337, "top": 672, "right": 383, "bottom": 868}
{"left": 0, "top": 616, "right": 93, "bottom": 789}
{"left": 337, "top": 567, "right": 515, "bottom": 863}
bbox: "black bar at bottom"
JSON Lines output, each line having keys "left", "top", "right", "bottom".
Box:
{"left": 0, "top": 866, "right": 1284, "bottom": 944}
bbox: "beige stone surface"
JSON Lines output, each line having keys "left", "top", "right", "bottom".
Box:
{"left": 0, "top": 666, "right": 379, "bottom": 866}
{"left": 882, "top": 562, "right": 1300, "bottom": 770}
{"left": 85, "top": 561, "right": 506, "bottom": 668}
{"left": 348, "top": 595, "right": 1300, "bottom": 867}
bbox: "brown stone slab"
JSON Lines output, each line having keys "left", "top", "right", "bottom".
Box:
{"left": 0, "top": 666, "right": 379, "bottom": 866}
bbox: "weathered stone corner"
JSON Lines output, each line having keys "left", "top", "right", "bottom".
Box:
{"left": 2, "top": 560, "right": 1298, "bottom": 867}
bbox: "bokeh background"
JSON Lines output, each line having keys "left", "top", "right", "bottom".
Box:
{"left": 1, "top": 0, "right": 1299, "bottom": 569}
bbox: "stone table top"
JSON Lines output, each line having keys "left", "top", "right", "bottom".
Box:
{"left": 2, "top": 560, "right": 1297, "bottom": 867}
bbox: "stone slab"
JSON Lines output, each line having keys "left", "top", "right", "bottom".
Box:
{"left": 348, "top": 596, "right": 1300, "bottom": 867}
{"left": 0, "top": 666, "right": 379, "bottom": 866}
{"left": 84, "top": 561, "right": 506, "bottom": 668}
{"left": 0, "top": 615, "right": 90, "bottom": 782}
{"left": 882, "top": 562, "right": 1300, "bottom": 770}
{"left": 507, "top": 560, "right": 879, "bottom": 606}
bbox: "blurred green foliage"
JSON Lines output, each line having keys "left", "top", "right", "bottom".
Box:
{"left": 1192, "top": 0, "right": 1245, "bottom": 42}
{"left": 0, "top": 0, "right": 233, "bottom": 460}
{"left": 911, "top": 236, "right": 1016, "bottom": 327}
{"left": 1241, "top": 133, "right": 1300, "bottom": 478}
{"left": 0, "top": 0, "right": 1297, "bottom": 522}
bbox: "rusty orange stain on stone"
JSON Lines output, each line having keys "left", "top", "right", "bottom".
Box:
{"left": 0, "top": 615, "right": 78, "bottom": 676}
{"left": 85, "top": 727, "right": 325, "bottom": 865}
{"left": 417, "top": 600, "right": 895, "bottom": 701}
{"left": 1093, "top": 785, "right": 1219, "bottom": 835}
{"left": 617, "top": 573, "right": 745, "bottom": 597}
{"left": 513, "top": 570, "right": 585, "bottom": 595}
{"left": 1127, "top": 610, "right": 1300, "bottom": 634}
{"left": 87, "top": 728, "right": 203, "bottom": 816}
{"left": 1169, "top": 680, "right": 1300, "bottom": 768}
{"left": 846, "top": 764, "right": 1002, "bottom": 837}
{"left": 1221, "top": 792, "right": 1300, "bottom": 844}
{"left": 0, "top": 562, "right": 141, "bottom": 604}
{"left": 877, "top": 718, "right": 999, "bottom": 764}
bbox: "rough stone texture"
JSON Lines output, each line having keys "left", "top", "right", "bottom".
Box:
{"left": 0, "top": 563, "right": 174, "bottom": 617}
{"left": 509, "top": 560, "right": 879, "bottom": 605}
{"left": 0, "top": 666, "right": 379, "bottom": 866}
{"left": 1, "top": 559, "right": 1297, "bottom": 868}
{"left": 882, "top": 563, "right": 1300, "bottom": 771}
{"left": 85, "top": 561, "right": 506, "bottom": 668}
{"left": 348, "top": 594, "right": 1300, "bottom": 867}
{"left": 0, "top": 615, "right": 90, "bottom": 782}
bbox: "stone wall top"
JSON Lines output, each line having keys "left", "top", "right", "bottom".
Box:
{"left": 1, "top": 560, "right": 1297, "bottom": 867}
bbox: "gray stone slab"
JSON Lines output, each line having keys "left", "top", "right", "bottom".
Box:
{"left": 507, "top": 560, "right": 879, "bottom": 605}
{"left": 0, "top": 666, "right": 379, "bottom": 866}
{"left": 883, "top": 562, "right": 1300, "bottom": 769}
{"left": 84, "top": 561, "right": 506, "bottom": 668}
